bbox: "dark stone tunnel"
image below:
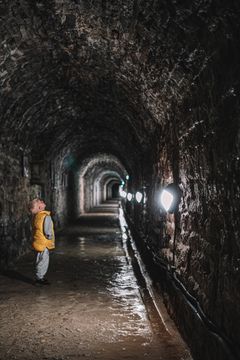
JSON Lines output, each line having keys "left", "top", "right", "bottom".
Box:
{"left": 0, "top": 1, "right": 240, "bottom": 359}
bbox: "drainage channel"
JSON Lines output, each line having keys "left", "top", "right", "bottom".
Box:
{"left": 120, "top": 221, "right": 186, "bottom": 341}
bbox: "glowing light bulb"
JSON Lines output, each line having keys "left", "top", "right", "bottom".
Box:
{"left": 119, "top": 188, "right": 127, "bottom": 198}
{"left": 135, "top": 191, "right": 143, "bottom": 203}
{"left": 127, "top": 193, "right": 133, "bottom": 201}
{"left": 160, "top": 189, "right": 174, "bottom": 211}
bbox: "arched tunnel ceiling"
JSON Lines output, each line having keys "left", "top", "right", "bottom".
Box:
{"left": 99, "top": 173, "right": 120, "bottom": 184}
{"left": 76, "top": 154, "right": 125, "bottom": 213}
{"left": 78, "top": 153, "right": 127, "bottom": 180}
{"left": 1, "top": 0, "right": 239, "bottom": 167}
{"left": 0, "top": 0, "right": 159, "bottom": 158}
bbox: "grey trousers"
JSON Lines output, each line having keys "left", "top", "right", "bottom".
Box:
{"left": 35, "top": 248, "right": 49, "bottom": 280}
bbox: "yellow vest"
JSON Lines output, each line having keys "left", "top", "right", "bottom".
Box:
{"left": 32, "top": 211, "right": 55, "bottom": 252}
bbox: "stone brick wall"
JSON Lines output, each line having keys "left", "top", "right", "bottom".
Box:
{"left": 0, "top": 144, "right": 31, "bottom": 266}
{"left": 176, "top": 98, "right": 240, "bottom": 345}
{"left": 132, "top": 11, "right": 240, "bottom": 355}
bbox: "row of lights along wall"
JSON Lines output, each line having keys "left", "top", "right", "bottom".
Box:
{"left": 119, "top": 176, "right": 182, "bottom": 267}
{"left": 119, "top": 178, "right": 181, "bottom": 213}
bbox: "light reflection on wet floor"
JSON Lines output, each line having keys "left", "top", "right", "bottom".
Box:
{"left": 0, "top": 205, "right": 192, "bottom": 360}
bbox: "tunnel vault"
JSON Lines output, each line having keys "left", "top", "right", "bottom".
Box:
{"left": 1, "top": 1, "right": 240, "bottom": 360}
{"left": 74, "top": 153, "right": 126, "bottom": 216}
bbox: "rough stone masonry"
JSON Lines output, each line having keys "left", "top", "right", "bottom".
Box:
{"left": 0, "top": 1, "right": 240, "bottom": 359}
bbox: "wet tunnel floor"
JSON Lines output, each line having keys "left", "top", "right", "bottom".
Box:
{"left": 0, "top": 203, "right": 192, "bottom": 360}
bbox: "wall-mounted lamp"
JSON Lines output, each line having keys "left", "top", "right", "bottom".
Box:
{"left": 160, "top": 183, "right": 182, "bottom": 213}
{"left": 126, "top": 175, "right": 130, "bottom": 180}
{"left": 119, "top": 187, "right": 127, "bottom": 198}
{"left": 135, "top": 191, "right": 143, "bottom": 203}
{"left": 127, "top": 193, "right": 133, "bottom": 201}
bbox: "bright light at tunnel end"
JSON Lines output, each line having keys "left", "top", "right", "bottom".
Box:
{"left": 160, "top": 189, "right": 174, "bottom": 212}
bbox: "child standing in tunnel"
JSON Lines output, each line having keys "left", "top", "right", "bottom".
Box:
{"left": 28, "top": 198, "right": 55, "bottom": 285}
